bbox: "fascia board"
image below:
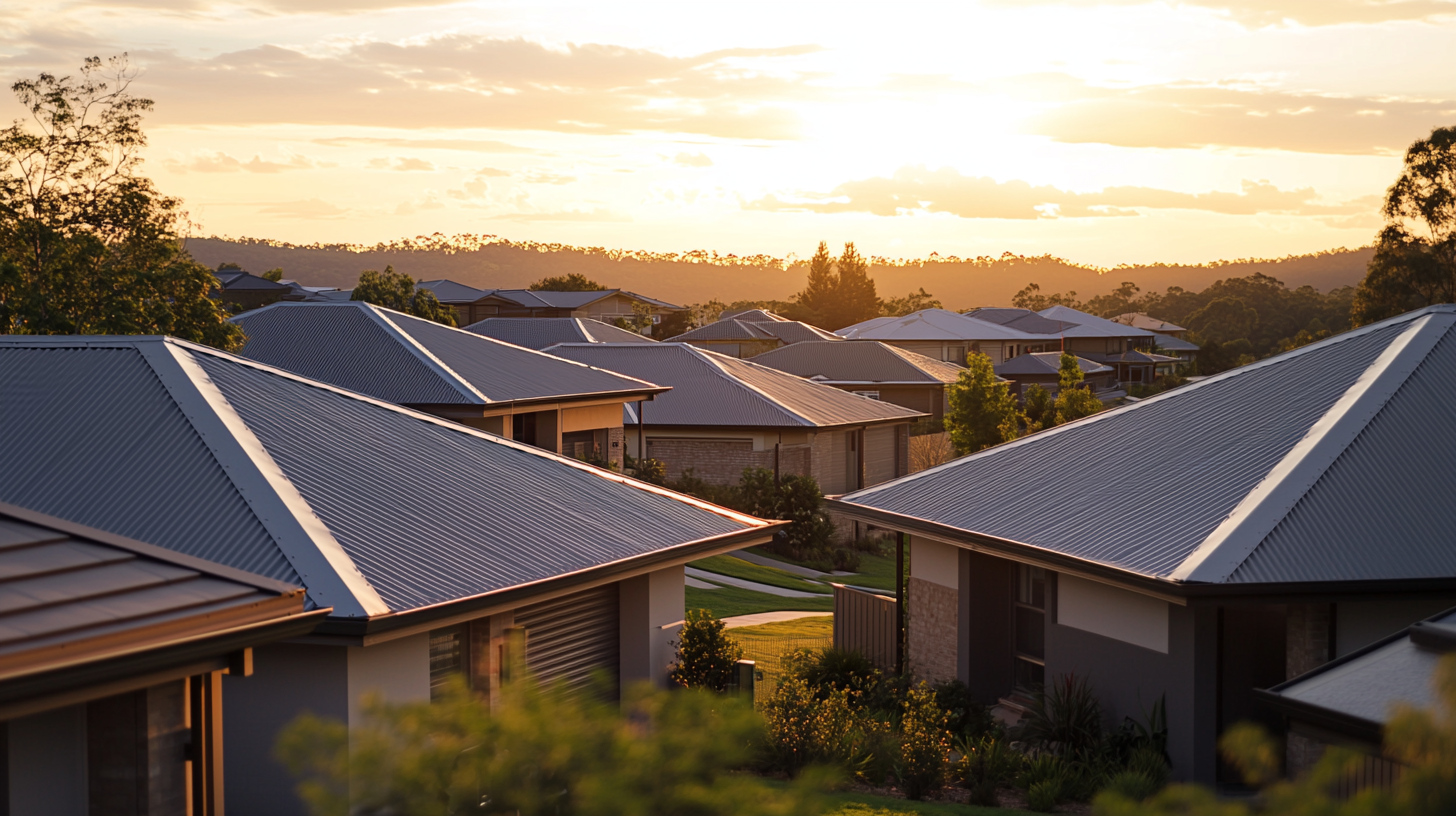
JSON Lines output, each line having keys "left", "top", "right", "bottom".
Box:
{"left": 138, "top": 341, "right": 389, "bottom": 618}
{"left": 1172, "top": 312, "right": 1455, "bottom": 583}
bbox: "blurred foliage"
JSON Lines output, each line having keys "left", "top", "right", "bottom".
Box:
{"left": 276, "top": 675, "right": 831, "bottom": 816}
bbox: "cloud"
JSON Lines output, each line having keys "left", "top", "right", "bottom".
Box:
{"left": 310, "top": 137, "right": 540, "bottom": 154}
{"left": 163, "top": 151, "right": 332, "bottom": 173}
{"left": 394, "top": 192, "right": 446, "bottom": 215}
{"left": 674, "top": 151, "right": 714, "bottom": 167}
{"left": 1012, "top": 75, "right": 1456, "bottom": 154}
{"left": 745, "top": 165, "right": 1374, "bottom": 220}
{"left": 979, "top": 0, "right": 1456, "bottom": 27}
{"left": 477, "top": 167, "right": 512, "bottom": 177}
{"left": 255, "top": 198, "right": 351, "bottom": 219}
{"left": 520, "top": 169, "right": 577, "bottom": 185}
{"left": 123, "top": 37, "right": 820, "bottom": 140}
{"left": 368, "top": 156, "right": 436, "bottom": 171}
{"left": 489, "top": 207, "right": 630, "bottom": 222}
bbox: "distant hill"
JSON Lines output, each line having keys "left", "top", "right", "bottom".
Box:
{"left": 186, "top": 235, "right": 1372, "bottom": 308}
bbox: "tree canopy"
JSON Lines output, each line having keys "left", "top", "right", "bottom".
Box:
{"left": 1352, "top": 125, "right": 1456, "bottom": 325}
{"left": 794, "top": 241, "right": 882, "bottom": 330}
{"left": 528, "top": 272, "right": 607, "bottom": 291}
{"left": 0, "top": 56, "right": 242, "bottom": 350}
{"left": 1053, "top": 354, "right": 1102, "bottom": 425}
{"left": 945, "top": 352, "right": 1021, "bottom": 455}
{"left": 352, "top": 265, "right": 457, "bottom": 325}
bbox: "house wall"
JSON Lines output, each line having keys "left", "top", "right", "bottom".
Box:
{"left": 347, "top": 633, "right": 432, "bottom": 726}
{"left": 561, "top": 403, "right": 623, "bottom": 434}
{"left": 907, "top": 537, "right": 960, "bottom": 684}
{"left": 1335, "top": 597, "right": 1456, "bottom": 657}
{"left": 864, "top": 425, "right": 900, "bottom": 487}
{"left": 811, "top": 429, "right": 849, "bottom": 495}
{"left": 620, "top": 567, "right": 687, "bottom": 688}
{"left": 224, "top": 643, "right": 350, "bottom": 816}
{"left": 7, "top": 704, "right": 88, "bottom": 816}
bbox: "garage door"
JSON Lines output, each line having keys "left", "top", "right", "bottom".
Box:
{"left": 515, "top": 583, "right": 620, "bottom": 698}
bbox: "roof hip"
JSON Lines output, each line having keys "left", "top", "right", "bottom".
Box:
{"left": 362, "top": 305, "right": 491, "bottom": 403}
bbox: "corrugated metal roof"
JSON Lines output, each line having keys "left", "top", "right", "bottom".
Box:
{"left": 672, "top": 319, "right": 778, "bottom": 342}
{"left": 547, "top": 343, "right": 926, "bottom": 428}
{"left": 840, "top": 307, "right": 1456, "bottom": 585}
{"left": 0, "top": 346, "right": 297, "bottom": 582}
{"left": 233, "top": 302, "right": 660, "bottom": 404}
{"left": 0, "top": 336, "right": 768, "bottom": 616}
{"left": 757, "top": 321, "right": 842, "bottom": 344}
{"left": 994, "top": 352, "right": 1112, "bottom": 377}
{"left": 752, "top": 341, "right": 964, "bottom": 384}
{"left": 835, "top": 309, "right": 1047, "bottom": 342}
{"left": 965, "top": 308, "right": 1073, "bottom": 335}
{"left": 415, "top": 279, "right": 488, "bottom": 303}
{"left": 1038, "top": 305, "right": 1157, "bottom": 339}
{"left": 489, "top": 289, "right": 684, "bottom": 311}
{"left": 1114, "top": 313, "right": 1188, "bottom": 333}
{"left": 464, "top": 317, "right": 656, "bottom": 349}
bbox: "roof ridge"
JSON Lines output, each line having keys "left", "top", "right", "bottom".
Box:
{"left": 136, "top": 339, "right": 389, "bottom": 618}
{"left": 844, "top": 306, "right": 1454, "bottom": 502}
{"left": 1171, "top": 310, "right": 1456, "bottom": 584}
{"left": 362, "top": 304, "right": 491, "bottom": 404}
{"left": 686, "top": 346, "right": 814, "bottom": 426}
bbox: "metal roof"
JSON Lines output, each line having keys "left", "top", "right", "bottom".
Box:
{"left": 547, "top": 343, "right": 926, "bottom": 428}
{"left": 464, "top": 317, "right": 657, "bottom": 349}
{"left": 838, "top": 306, "right": 1456, "bottom": 586}
{"left": 674, "top": 316, "right": 840, "bottom": 345}
{"left": 836, "top": 309, "right": 1047, "bottom": 342}
{"left": 220, "top": 272, "right": 292, "bottom": 292}
{"left": 1114, "top": 313, "right": 1188, "bottom": 333}
{"left": 1083, "top": 349, "right": 1181, "bottom": 365}
{"left": 757, "top": 321, "right": 843, "bottom": 344}
{"left": 994, "top": 352, "right": 1112, "bottom": 377}
{"left": 752, "top": 341, "right": 965, "bottom": 385}
{"left": 0, "top": 506, "right": 308, "bottom": 684}
{"left": 487, "top": 289, "right": 684, "bottom": 311}
{"left": 672, "top": 319, "right": 779, "bottom": 342}
{"left": 964, "top": 308, "right": 1073, "bottom": 335}
{"left": 1154, "top": 335, "right": 1201, "bottom": 352}
{"left": 415, "top": 279, "right": 489, "bottom": 303}
{"left": 1038, "top": 305, "right": 1157, "bottom": 339}
{"left": 0, "top": 336, "right": 771, "bottom": 618}
{"left": 232, "top": 302, "right": 662, "bottom": 405}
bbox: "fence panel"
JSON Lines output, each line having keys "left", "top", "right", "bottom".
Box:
{"left": 832, "top": 584, "right": 898, "bottom": 672}
{"left": 727, "top": 633, "right": 833, "bottom": 705}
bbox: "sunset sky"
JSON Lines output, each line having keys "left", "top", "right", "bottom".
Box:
{"left": 3, "top": 0, "right": 1453, "bottom": 265}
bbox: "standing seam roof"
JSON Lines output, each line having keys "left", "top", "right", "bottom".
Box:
{"left": 751, "top": 341, "right": 963, "bottom": 384}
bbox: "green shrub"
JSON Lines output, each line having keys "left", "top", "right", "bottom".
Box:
{"left": 668, "top": 469, "right": 741, "bottom": 507}
{"left": 669, "top": 609, "right": 744, "bottom": 691}
{"left": 953, "top": 735, "right": 1024, "bottom": 790}
{"left": 624, "top": 454, "right": 666, "bottom": 485}
{"left": 1028, "top": 779, "right": 1062, "bottom": 812}
{"left": 1018, "top": 753, "right": 1068, "bottom": 791}
{"left": 1020, "top": 674, "right": 1103, "bottom": 755}
{"left": 1101, "top": 769, "right": 1165, "bottom": 802}
{"left": 934, "top": 680, "right": 998, "bottom": 740}
{"left": 848, "top": 535, "right": 889, "bottom": 556}
{"left": 831, "top": 547, "right": 861, "bottom": 572}
{"left": 898, "top": 684, "right": 952, "bottom": 800}
{"left": 739, "top": 468, "right": 836, "bottom": 560}
{"left": 762, "top": 674, "right": 884, "bottom": 776}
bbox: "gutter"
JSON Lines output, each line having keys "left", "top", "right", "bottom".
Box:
{"left": 824, "top": 499, "right": 1456, "bottom": 605}
{"left": 308, "top": 522, "right": 785, "bottom": 645}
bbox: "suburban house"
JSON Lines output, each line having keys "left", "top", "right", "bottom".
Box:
{"left": 826, "top": 305, "right": 1456, "bottom": 786}
{"left": 836, "top": 308, "right": 1053, "bottom": 365}
{"left": 1113, "top": 312, "right": 1201, "bottom": 371}
{"left": 465, "top": 316, "right": 659, "bottom": 349}
{"left": 993, "top": 352, "right": 1120, "bottom": 402}
{"left": 0, "top": 334, "right": 780, "bottom": 816}
{"left": 231, "top": 301, "right": 665, "bottom": 466}
{"left": 416, "top": 279, "right": 686, "bottom": 331}
{"left": 545, "top": 343, "right": 927, "bottom": 493}
{"left": 211, "top": 269, "right": 302, "bottom": 311}
{"left": 751, "top": 340, "right": 964, "bottom": 421}
{"left": 0, "top": 503, "right": 324, "bottom": 816}
{"left": 669, "top": 309, "right": 842, "bottom": 358}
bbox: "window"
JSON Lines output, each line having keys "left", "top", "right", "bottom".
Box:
{"left": 1013, "top": 564, "right": 1046, "bottom": 689}
{"left": 1106, "top": 339, "right": 1123, "bottom": 353}
{"left": 429, "top": 624, "right": 467, "bottom": 700}
{"left": 947, "top": 345, "right": 967, "bottom": 364}
{"left": 852, "top": 390, "right": 881, "bottom": 400}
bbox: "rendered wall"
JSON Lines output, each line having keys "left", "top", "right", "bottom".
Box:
{"left": 1336, "top": 597, "right": 1456, "bottom": 657}
{"left": 620, "top": 567, "right": 687, "bottom": 688}
{"left": 7, "top": 704, "right": 88, "bottom": 816}
{"left": 347, "top": 633, "right": 431, "bottom": 726}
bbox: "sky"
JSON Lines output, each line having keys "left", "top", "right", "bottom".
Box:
{"left": 2, "top": 0, "right": 1453, "bottom": 265}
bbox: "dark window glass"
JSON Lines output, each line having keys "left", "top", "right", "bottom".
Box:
{"left": 1015, "top": 657, "right": 1045, "bottom": 689}
{"left": 1017, "top": 565, "right": 1045, "bottom": 609}
{"left": 1015, "top": 606, "right": 1046, "bottom": 659}
{"left": 429, "top": 625, "right": 465, "bottom": 700}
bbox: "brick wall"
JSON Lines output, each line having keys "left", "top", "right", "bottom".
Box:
{"left": 1286, "top": 604, "right": 1335, "bottom": 777}
{"left": 907, "top": 577, "right": 958, "bottom": 684}
{"left": 607, "top": 426, "right": 625, "bottom": 469}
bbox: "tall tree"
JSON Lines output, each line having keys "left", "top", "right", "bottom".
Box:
{"left": 1353, "top": 126, "right": 1456, "bottom": 325}
{"left": 0, "top": 56, "right": 242, "bottom": 349}
{"left": 945, "top": 352, "right": 1021, "bottom": 455}
{"left": 830, "top": 242, "right": 881, "bottom": 329}
{"left": 529, "top": 272, "right": 606, "bottom": 291}
{"left": 352, "top": 266, "right": 457, "bottom": 326}
{"left": 1053, "top": 353, "right": 1102, "bottom": 425}
{"left": 882, "top": 287, "right": 942, "bottom": 316}
{"left": 795, "top": 241, "right": 836, "bottom": 322}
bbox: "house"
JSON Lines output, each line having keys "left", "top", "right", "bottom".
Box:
{"left": 836, "top": 308, "right": 1053, "bottom": 365}
{"left": 546, "top": 343, "right": 927, "bottom": 493}
{"left": 231, "top": 301, "right": 665, "bottom": 467}
{"left": 0, "top": 502, "right": 324, "bottom": 815}
{"left": 751, "top": 340, "right": 964, "bottom": 421}
{"left": 0, "top": 334, "right": 779, "bottom": 815}
{"left": 826, "top": 305, "right": 1456, "bottom": 785}
{"left": 465, "top": 317, "right": 658, "bottom": 350}
{"left": 669, "top": 310, "right": 841, "bottom": 358}
{"left": 211, "top": 269, "right": 303, "bottom": 311}
{"left": 993, "top": 352, "right": 1120, "bottom": 402}
{"left": 1259, "top": 604, "right": 1456, "bottom": 782}
{"left": 1113, "top": 313, "right": 1200, "bottom": 372}
{"left": 416, "top": 280, "right": 686, "bottom": 332}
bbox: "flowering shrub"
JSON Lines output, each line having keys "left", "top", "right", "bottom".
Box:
{"left": 898, "top": 683, "right": 953, "bottom": 799}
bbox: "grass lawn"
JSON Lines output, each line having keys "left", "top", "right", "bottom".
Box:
{"left": 685, "top": 584, "right": 834, "bottom": 619}
{"left": 730, "top": 616, "right": 834, "bottom": 640}
{"left": 746, "top": 546, "right": 903, "bottom": 594}
{"left": 690, "top": 554, "right": 831, "bottom": 594}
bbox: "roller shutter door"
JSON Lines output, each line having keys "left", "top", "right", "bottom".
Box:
{"left": 863, "top": 426, "right": 897, "bottom": 487}
{"left": 515, "top": 583, "right": 620, "bottom": 697}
